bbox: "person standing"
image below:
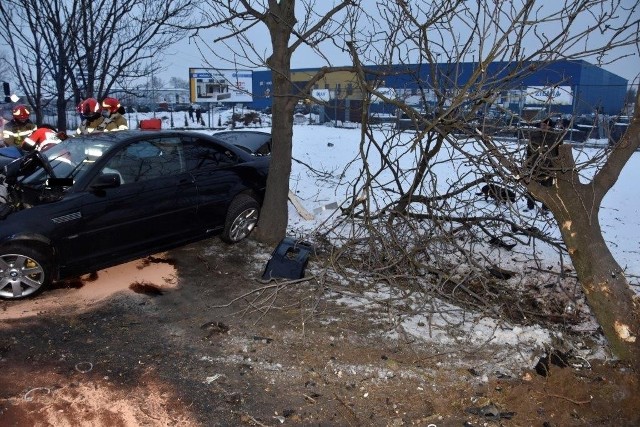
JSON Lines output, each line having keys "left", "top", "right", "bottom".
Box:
{"left": 2, "top": 105, "right": 37, "bottom": 147}
{"left": 195, "top": 106, "right": 204, "bottom": 125}
{"left": 101, "top": 97, "right": 129, "bottom": 131}
{"left": 76, "top": 98, "right": 111, "bottom": 134}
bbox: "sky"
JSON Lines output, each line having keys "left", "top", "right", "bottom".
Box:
{"left": 161, "top": 39, "right": 638, "bottom": 84}
{"left": 158, "top": 1, "right": 640, "bottom": 86}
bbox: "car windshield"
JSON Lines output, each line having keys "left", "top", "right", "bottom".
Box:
{"left": 21, "top": 138, "right": 114, "bottom": 186}
{"left": 215, "top": 132, "right": 271, "bottom": 155}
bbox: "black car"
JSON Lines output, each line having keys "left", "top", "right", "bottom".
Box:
{"left": 213, "top": 130, "right": 272, "bottom": 156}
{"left": 0, "top": 130, "right": 269, "bottom": 299}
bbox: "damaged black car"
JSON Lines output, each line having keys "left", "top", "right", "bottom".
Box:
{"left": 0, "top": 130, "right": 269, "bottom": 299}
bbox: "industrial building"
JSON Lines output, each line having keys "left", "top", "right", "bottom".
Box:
{"left": 249, "top": 60, "right": 629, "bottom": 122}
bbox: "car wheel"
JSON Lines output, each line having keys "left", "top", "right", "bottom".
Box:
{"left": 221, "top": 194, "right": 260, "bottom": 243}
{"left": 0, "top": 245, "right": 52, "bottom": 299}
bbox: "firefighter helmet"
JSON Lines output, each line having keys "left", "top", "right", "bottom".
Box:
{"left": 12, "top": 105, "right": 31, "bottom": 122}
{"left": 101, "top": 97, "right": 121, "bottom": 114}
{"left": 81, "top": 98, "right": 102, "bottom": 119}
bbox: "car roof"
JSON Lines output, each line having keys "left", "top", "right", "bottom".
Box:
{"left": 68, "top": 129, "right": 200, "bottom": 142}
{"left": 214, "top": 129, "right": 270, "bottom": 134}
{"left": 59, "top": 130, "right": 258, "bottom": 163}
{"left": 68, "top": 129, "right": 236, "bottom": 147}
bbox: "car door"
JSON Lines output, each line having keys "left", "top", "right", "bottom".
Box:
{"left": 63, "top": 137, "right": 198, "bottom": 269}
{"left": 183, "top": 136, "right": 244, "bottom": 232}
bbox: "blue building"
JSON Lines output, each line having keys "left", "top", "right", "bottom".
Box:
{"left": 248, "top": 60, "right": 627, "bottom": 118}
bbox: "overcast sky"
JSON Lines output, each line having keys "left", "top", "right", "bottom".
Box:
{"left": 159, "top": 1, "right": 639, "bottom": 87}
{"left": 161, "top": 39, "right": 638, "bottom": 85}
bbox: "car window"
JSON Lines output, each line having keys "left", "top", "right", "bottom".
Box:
{"left": 101, "top": 138, "right": 185, "bottom": 184}
{"left": 183, "top": 137, "right": 239, "bottom": 171}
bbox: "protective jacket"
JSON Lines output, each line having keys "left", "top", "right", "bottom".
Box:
{"left": 2, "top": 120, "right": 37, "bottom": 147}
{"left": 107, "top": 113, "right": 129, "bottom": 131}
{"left": 76, "top": 116, "right": 118, "bottom": 134}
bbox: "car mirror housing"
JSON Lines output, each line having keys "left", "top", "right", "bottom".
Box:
{"left": 91, "top": 173, "right": 121, "bottom": 190}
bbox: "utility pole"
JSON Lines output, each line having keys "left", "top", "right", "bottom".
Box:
{"left": 152, "top": 68, "right": 156, "bottom": 118}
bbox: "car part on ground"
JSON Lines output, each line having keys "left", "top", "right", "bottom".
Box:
{"left": 261, "top": 237, "right": 313, "bottom": 281}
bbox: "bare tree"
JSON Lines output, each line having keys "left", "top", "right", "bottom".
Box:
{"left": 0, "top": 0, "right": 54, "bottom": 125}
{"left": 187, "top": 0, "right": 356, "bottom": 244}
{"left": 0, "top": 51, "right": 12, "bottom": 87}
{"left": 337, "top": 1, "right": 640, "bottom": 366}
{"left": 0, "top": 0, "right": 195, "bottom": 130}
{"left": 169, "top": 77, "right": 189, "bottom": 89}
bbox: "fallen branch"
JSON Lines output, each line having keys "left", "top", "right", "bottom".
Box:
{"left": 540, "top": 392, "right": 593, "bottom": 405}
{"left": 333, "top": 392, "right": 360, "bottom": 426}
{"left": 288, "top": 190, "right": 315, "bottom": 220}
{"left": 211, "top": 277, "right": 314, "bottom": 309}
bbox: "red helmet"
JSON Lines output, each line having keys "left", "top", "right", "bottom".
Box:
{"left": 101, "top": 97, "right": 121, "bottom": 114}
{"left": 12, "top": 105, "right": 31, "bottom": 121}
{"left": 81, "top": 98, "right": 102, "bottom": 118}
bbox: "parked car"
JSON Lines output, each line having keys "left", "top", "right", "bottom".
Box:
{"left": 0, "top": 130, "right": 269, "bottom": 299}
{"left": 213, "top": 130, "right": 272, "bottom": 156}
{"left": 174, "top": 103, "right": 191, "bottom": 112}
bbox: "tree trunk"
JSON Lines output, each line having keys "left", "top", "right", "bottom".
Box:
{"left": 534, "top": 135, "right": 640, "bottom": 369}
{"left": 554, "top": 195, "right": 640, "bottom": 368}
{"left": 253, "top": 0, "right": 297, "bottom": 245}
{"left": 254, "top": 68, "right": 295, "bottom": 245}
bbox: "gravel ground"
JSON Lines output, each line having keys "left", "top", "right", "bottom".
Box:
{"left": 1, "top": 237, "right": 638, "bottom": 426}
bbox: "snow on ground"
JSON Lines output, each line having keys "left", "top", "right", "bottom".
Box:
{"left": 126, "top": 111, "right": 638, "bottom": 372}
{"left": 126, "top": 108, "right": 639, "bottom": 283}
{"left": 280, "top": 124, "right": 639, "bottom": 282}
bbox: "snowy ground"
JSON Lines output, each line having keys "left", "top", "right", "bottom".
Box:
{"left": 123, "top": 110, "right": 639, "bottom": 371}
{"left": 125, "top": 110, "right": 639, "bottom": 284}
{"left": 122, "top": 110, "right": 639, "bottom": 277}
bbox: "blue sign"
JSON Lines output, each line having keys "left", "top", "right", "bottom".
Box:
{"left": 191, "top": 73, "right": 213, "bottom": 78}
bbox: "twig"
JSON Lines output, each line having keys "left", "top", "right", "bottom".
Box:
{"left": 542, "top": 392, "right": 592, "bottom": 405}
{"left": 292, "top": 156, "right": 335, "bottom": 179}
{"left": 303, "top": 393, "right": 317, "bottom": 403}
{"left": 333, "top": 392, "right": 360, "bottom": 426}
{"left": 196, "top": 254, "right": 211, "bottom": 271}
{"left": 240, "top": 412, "right": 269, "bottom": 427}
{"left": 210, "top": 277, "right": 313, "bottom": 309}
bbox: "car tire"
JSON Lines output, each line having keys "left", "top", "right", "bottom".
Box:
{"left": 0, "top": 245, "right": 52, "bottom": 300}
{"left": 221, "top": 194, "right": 260, "bottom": 243}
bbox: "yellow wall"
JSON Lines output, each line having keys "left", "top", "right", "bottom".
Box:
{"left": 291, "top": 70, "right": 363, "bottom": 100}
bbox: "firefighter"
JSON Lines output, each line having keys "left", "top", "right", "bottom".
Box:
{"left": 101, "top": 97, "right": 128, "bottom": 131}
{"left": 2, "top": 105, "right": 37, "bottom": 147}
{"left": 21, "top": 125, "right": 64, "bottom": 152}
{"left": 76, "top": 98, "right": 114, "bottom": 134}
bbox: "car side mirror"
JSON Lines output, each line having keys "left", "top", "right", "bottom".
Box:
{"left": 91, "top": 173, "right": 121, "bottom": 190}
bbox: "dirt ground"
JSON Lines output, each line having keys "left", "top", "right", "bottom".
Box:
{"left": 1, "top": 237, "right": 638, "bottom": 427}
